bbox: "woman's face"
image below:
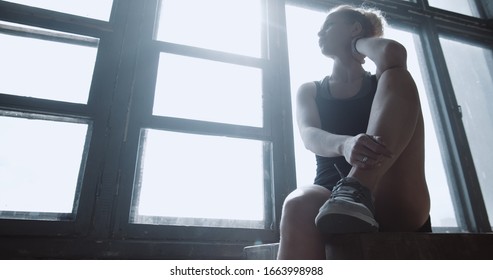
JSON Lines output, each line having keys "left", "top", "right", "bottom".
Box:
{"left": 318, "top": 13, "right": 353, "bottom": 57}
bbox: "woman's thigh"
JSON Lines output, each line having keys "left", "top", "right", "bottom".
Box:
{"left": 282, "top": 185, "right": 331, "bottom": 214}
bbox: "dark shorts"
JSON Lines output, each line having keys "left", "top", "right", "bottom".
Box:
{"left": 415, "top": 216, "right": 432, "bottom": 232}
{"left": 379, "top": 216, "right": 432, "bottom": 232}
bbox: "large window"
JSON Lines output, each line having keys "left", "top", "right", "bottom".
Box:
{"left": 0, "top": 0, "right": 289, "bottom": 255}
{"left": 0, "top": 0, "right": 492, "bottom": 258}
{"left": 0, "top": 9, "right": 99, "bottom": 223}
{"left": 122, "top": 0, "right": 274, "bottom": 233}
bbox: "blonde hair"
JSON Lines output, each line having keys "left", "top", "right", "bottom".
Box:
{"left": 329, "top": 5, "right": 386, "bottom": 37}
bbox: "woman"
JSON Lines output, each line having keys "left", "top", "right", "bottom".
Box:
{"left": 278, "top": 5, "right": 431, "bottom": 259}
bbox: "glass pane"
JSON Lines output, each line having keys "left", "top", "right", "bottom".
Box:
{"left": 0, "top": 23, "right": 98, "bottom": 104}
{"left": 0, "top": 112, "right": 88, "bottom": 220}
{"left": 440, "top": 37, "right": 493, "bottom": 227}
{"left": 4, "top": 0, "right": 113, "bottom": 21}
{"left": 428, "top": 0, "right": 479, "bottom": 17}
{"left": 130, "top": 129, "right": 265, "bottom": 229}
{"left": 155, "top": 0, "right": 262, "bottom": 57}
{"left": 153, "top": 53, "right": 262, "bottom": 127}
{"left": 286, "top": 5, "right": 457, "bottom": 228}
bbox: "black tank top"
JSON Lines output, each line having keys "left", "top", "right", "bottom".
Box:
{"left": 313, "top": 72, "right": 377, "bottom": 189}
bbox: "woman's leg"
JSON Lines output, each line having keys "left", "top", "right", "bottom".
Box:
{"left": 277, "top": 185, "right": 331, "bottom": 259}
{"left": 348, "top": 68, "right": 421, "bottom": 191}
{"left": 316, "top": 68, "right": 429, "bottom": 233}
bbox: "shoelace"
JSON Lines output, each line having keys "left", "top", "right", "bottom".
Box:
{"left": 332, "top": 163, "right": 370, "bottom": 202}
{"left": 332, "top": 163, "right": 372, "bottom": 206}
{"left": 330, "top": 185, "right": 366, "bottom": 203}
{"left": 334, "top": 163, "right": 345, "bottom": 180}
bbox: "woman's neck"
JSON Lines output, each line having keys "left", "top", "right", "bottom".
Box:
{"left": 331, "top": 58, "right": 366, "bottom": 83}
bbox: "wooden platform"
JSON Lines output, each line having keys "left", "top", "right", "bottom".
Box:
{"left": 243, "top": 233, "right": 493, "bottom": 259}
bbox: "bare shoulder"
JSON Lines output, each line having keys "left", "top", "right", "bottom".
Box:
{"left": 296, "top": 82, "right": 317, "bottom": 100}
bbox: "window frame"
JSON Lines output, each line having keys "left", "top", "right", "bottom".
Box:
{"left": 0, "top": 0, "right": 492, "bottom": 259}
{"left": 107, "top": 0, "right": 295, "bottom": 243}
{"left": 0, "top": 0, "right": 123, "bottom": 238}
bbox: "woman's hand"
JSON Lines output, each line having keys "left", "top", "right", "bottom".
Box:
{"left": 343, "top": 133, "right": 394, "bottom": 168}
{"left": 351, "top": 37, "right": 366, "bottom": 64}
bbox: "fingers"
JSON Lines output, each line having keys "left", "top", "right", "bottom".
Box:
{"left": 350, "top": 134, "right": 394, "bottom": 168}
{"left": 363, "top": 135, "right": 394, "bottom": 158}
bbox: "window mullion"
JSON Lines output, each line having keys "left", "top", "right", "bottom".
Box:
{"left": 85, "top": 0, "right": 146, "bottom": 238}
{"left": 110, "top": 0, "right": 160, "bottom": 240}
{"left": 265, "top": 0, "right": 297, "bottom": 233}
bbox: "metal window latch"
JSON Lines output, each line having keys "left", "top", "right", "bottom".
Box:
{"left": 456, "top": 105, "right": 462, "bottom": 119}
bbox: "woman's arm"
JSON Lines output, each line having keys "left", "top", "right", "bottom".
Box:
{"left": 353, "top": 37, "right": 407, "bottom": 79}
{"left": 296, "top": 82, "right": 349, "bottom": 157}
{"left": 296, "top": 82, "right": 394, "bottom": 167}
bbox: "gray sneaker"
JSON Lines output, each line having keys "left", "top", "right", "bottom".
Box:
{"left": 315, "top": 177, "right": 379, "bottom": 234}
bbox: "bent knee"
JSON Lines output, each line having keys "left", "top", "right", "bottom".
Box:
{"left": 282, "top": 186, "right": 330, "bottom": 217}
{"left": 379, "top": 68, "right": 418, "bottom": 94}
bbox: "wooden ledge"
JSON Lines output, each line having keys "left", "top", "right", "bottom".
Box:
{"left": 244, "top": 233, "right": 493, "bottom": 260}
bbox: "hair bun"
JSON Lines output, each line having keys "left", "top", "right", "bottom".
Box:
{"left": 329, "top": 5, "right": 387, "bottom": 38}
{"left": 360, "top": 8, "right": 385, "bottom": 37}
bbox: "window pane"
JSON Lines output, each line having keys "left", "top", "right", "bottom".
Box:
{"left": 153, "top": 53, "right": 262, "bottom": 127}
{"left": 0, "top": 112, "right": 88, "bottom": 220}
{"left": 286, "top": 5, "right": 457, "bottom": 228}
{"left": 130, "top": 130, "right": 265, "bottom": 229}
{"left": 428, "top": 0, "right": 479, "bottom": 17}
{"left": 155, "top": 0, "right": 262, "bottom": 57}
{"left": 4, "top": 0, "right": 113, "bottom": 21}
{"left": 0, "top": 23, "right": 98, "bottom": 104}
{"left": 440, "top": 37, "right": 493, "bottom": 228}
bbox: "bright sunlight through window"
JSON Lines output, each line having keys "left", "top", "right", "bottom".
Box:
{"left": 155, "top": 0, "right": 262, "bottom": 57}
{"left": 0, "top": 22, "right": 98, "bottom": 104}
{"left": 0, "top": 112, "right": 88, "bottom": 220}
{"left": 131, "top": 130, "right": 265, "bottom": 229}
{"left": 4, "top": 0, "right": 113, "bottom": 21}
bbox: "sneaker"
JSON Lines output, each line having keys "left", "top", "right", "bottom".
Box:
{"left": 315, "top": 177, "right": 379, "bottom": 234}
